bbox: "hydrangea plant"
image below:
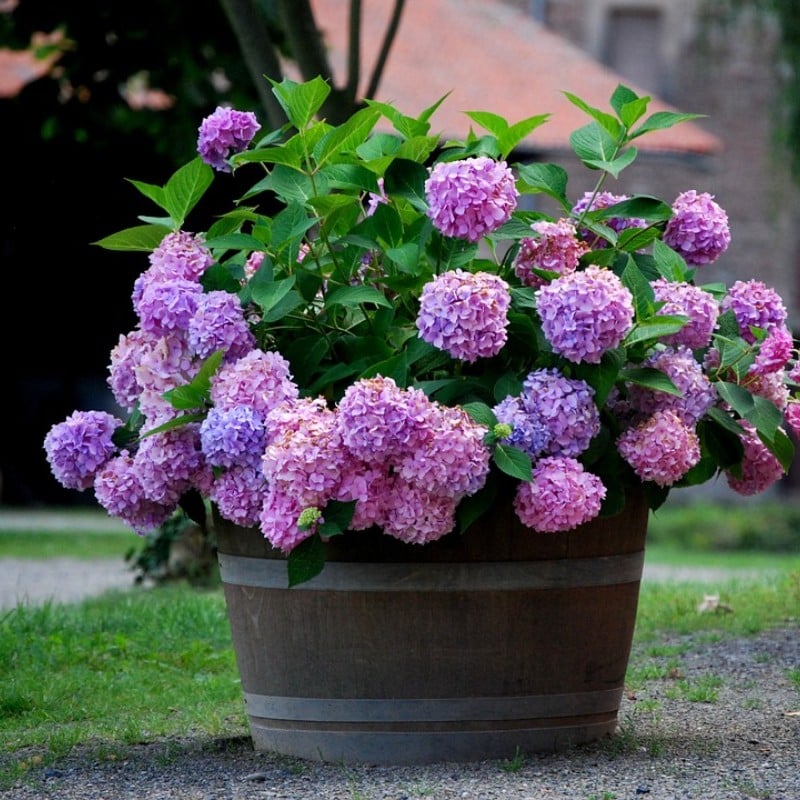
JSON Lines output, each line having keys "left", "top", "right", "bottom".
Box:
{"left": 44, "top": 77, "right": 800, "bottom": 585}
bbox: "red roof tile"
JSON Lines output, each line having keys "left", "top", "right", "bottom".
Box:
{"left": 310, "top": 0, "right": 723, "bottom": 156}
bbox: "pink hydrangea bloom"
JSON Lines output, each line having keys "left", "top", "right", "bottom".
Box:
{"left": 188, "top": 290, "right": 256, "bottom": 361}
{"left": 626, "top": 345, "right": 717, "bottom": 425}
{"left": 726, "top": 423, "right": 784, "bottom": 495}
{"left": 243, "top": 251, "right": 265, "bottom": 281}
{"left": 210, "top": 349, "right": 298, "bottom": 414}
{"left": 416, "top": 269, "right": 511, "bottom": 362}
{"left": 513, "top": 218, "right": 589, "bottom": 288}
{"left": 513, "top": 457, "right": 606, "bottom": 532}
{"left": 148, "top": 231, "right": 213, "bottom": 282}
{"left": 381, "top": 477, "right": 458, "bottom": 545}
{"left": 43, "top": 410, "right": 122, "bottom": 491}
{"left": 395, "top": 404, "right": 491, "bottom": 496}
{"left": 335, "top": 465, "right": 392, "bottom": 531}
{"left": 107, "top": 329, "right": 156, "bottom": 412}
{"left": 134, "top": 333, "right": 198, "bottom": 408}
{"left": 746, "top": 371, "right": 790, "bottom": 410}
{"left": 617, "top": 410, "right": 701, "bottom": 487}
{"left": 366, "top": 177, "right": 388, "bottom": 216}
{"left": 750, "top": 326, "right": 794, "bottom": 376}
{"left": 424, "top": 156, "right": 518, "bottom": 242}
{"left": 651, "top": 278, "right": 720, "bottom": 349}
{"left": 721, "top": 280, "right": 787, "bottom": 344}
{"left": 785, "top": 401, "right": 800, "bottom": 440}
{"left": 535, "top": 265, "right": 634, "bottom": 363}
{"left": 210, "top": 463, "right": 266, "bottom": 527}
{"left": 197, "top": 106, "right": 261, "bottom": 172}
{"left": 258, "top": 487, "right": 315, "bottom": 552}
{"left": 94, "top": 451, "right": 174, "bottom": 535}
{"left": 133, "top": 424, "right": 209, "bottom": 507}
{"left": 336, "top": 376, "right": 433, "bottom": 463}
{"left": 663, "top": 190, "right": 730, "bottom": 266}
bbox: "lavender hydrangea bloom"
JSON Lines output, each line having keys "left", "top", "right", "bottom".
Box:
{"left": 210, "top": 463, "right": 266, "bottom": 527}
{"left": 200, "top": 406, "right": 266, "bottom": 468}
{"left": 492, "top": 395, "right": 552, "bottom": 458}
{"left": 617, "top": 410, "right": 701, "bottom": 487}
{"left": 44, "top": 410, "right": 121, "bottom": 491}
{"left": 663, "top": 190, "right": 730, "bottom": 266}
{"left": 416, "top": 269, "right": 511, "bottom": 362}
{"left": 188, "top": 290, "right": 256, "bottom": 361}
{"left": 536, "top": 265, "right": 634, "bottom": 364}
{"left": 337, "top": 376, "right": 433, "bottom": 463}
{"left": 513, "top": 218, "right": 589, "bottom": 288}
{"left": 424, "top": 156, "right": 518, "bottom": 242}
{"left": 721, "top": 279, "right": 788, "bottom": 344}
{"left": 513, "top": 456, "right": 606, "bottom": 532}
{"left": 651, "top": 278, "right": 720, "bottom": 349}
{"left": 135, "top": 279, "right": 203, "bottom": 337}
{"left": 197, "top": 106, "right": 261, "bottom": 172}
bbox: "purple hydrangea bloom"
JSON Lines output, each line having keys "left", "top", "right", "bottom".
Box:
{"left": 210, "top": 463, "right": 266, "bottom": 527}
{"left": 258, "top": 486, "right": 315, "bottom": 552}
{"left": 134, "top": 279, "right": 203, "bottom": 337}
{"left": 200, "top": 405, "right": 266, "bottom": 468}
{"left": 651, "top": 278, "right": 720, "bottom": 349}
{"left": 492, "top": 395, "right": 552, "bottom": 458}
{"left": 663, "top": 190, "right": 730, "bottom": 266}
{"left": 381, "top": 476, "right": 458, "bottom": 545}
{"left": 721, "top": 279, "right": 788, "bottom": 344}
{"left": 188, "top": 290, "right": 256, "bottom": 361}
{"left": 536, "top": 265, "right": 634, "bottom": 363}
{"left": 93, "top": 451, "right": 174, "bottom": 535}
{"left": 571, "top": 190, "right": 645, "bottom": 247}
{"left": 43, "top": 410, "right": 122, "bottom": 491}
{"left": 785, "top": 401, "right": 800, "bottom": 440}
{"left": 750, "top": 325, "right": 794, "bottom": 376}
{"left": 424, "top": 156, "right": 518, "bottom": 242}
{"left": 416, "top": 269, "right": 511, "bottom": 362}
{"left": 513, "top": 218, "right": 589, "bottom": 288}
{"left": 513, "top": 456, "right": 606, "bottom": 532}
{"left": 197, "top": 106, "right": 261, "bottom": 172}
{"left": 107, "top": 329, "right": 155, "bottom": 412}
{"left": 617, "top": 410, "right": 701, "bottom": 487}
{"left": 336, "top": 376, "right": 433, "bottom": 464}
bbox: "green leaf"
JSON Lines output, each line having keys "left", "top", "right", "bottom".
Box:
{"left": 498, "top": 115, "right": 550, "bottom": 159}
{"left": 714, "top": 381, "right": 755, "bottom": 418}
{"left": 164, "top": 157, "right": 214, "bottom": 226}
{"left": 619, "top": 367, "right": 682, "bottom": 396}
{"left": 324, "top": 285, "right": 393, "bottom": 309}
{"left": 582, "top": 146, "right": 638, "bottom": 178}
{"left": 652, "top": 238, "right": 689, "bottom": 282}
{"left": 264, "top": 165, "right": 319, "bottom": 203}
{"left": 286, "top": 533, "right": 326, "bottom": 588}
{"left": 493, "top": 444, "right": 533, "bottom": 482}
{"left": 315, "top": 106, "right": 382, "bottom": 165}
{"left": 140, "top": 412, "right": 206, "bottom": 436}
{"left": 564, "top": 91, "right": 625, "bottom": 139}
{"left": 514, "top": 162, "right": 570, "bottom": 210}
{"left": 461, "top": 402, "right": 497, "bottom": 428}
{"left": 570, "top": 121, "right": 620, "bottom": 167}
{"left": 318, "top": 500, "right": 356, "bottom": 537}
{"left": 456, "top": 480, "right": 497, "bottom": 533}
{"left": 127, "top": 179, "right": 167, "bottom": 210}
{"left": 250, "top": 275, "right": 297, "bottom": 316}
{"left": 624, "top": 319, "right": 691, "bottom": 348}
{"left": 619, "top": 255, "right": 655, "bottom": 319}
{"left": 93, "top": 224, "right": 171, "bottom": 252}
{"left": 270, "top": 76, "right": 331, "bottom": 130}
{"left": 464, "top": 110, "right": 509, "bottom": 137}
{"left": 760, "top": 427, "right": 794, "bottom": 472}
{"left": 631, "top": 110, "right": 705, "bottom": 139}
{"left": 163, "top": 350, "right": 224, "bottom": 410}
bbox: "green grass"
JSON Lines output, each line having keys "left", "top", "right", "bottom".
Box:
{"left": 0, "top": 529, "right": 135, "bottom": 560}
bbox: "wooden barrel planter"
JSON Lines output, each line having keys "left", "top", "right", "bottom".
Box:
{"left": 214, "top": 489, "right": 649, "bottom": 765}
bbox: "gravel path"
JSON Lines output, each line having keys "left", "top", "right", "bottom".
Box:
{"left": 2, "top": 524, "right": 798, "bottom": 799}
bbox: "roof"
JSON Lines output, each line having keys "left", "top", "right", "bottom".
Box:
{"left": 309, "top": 0, "right": 723, "bottom": 156}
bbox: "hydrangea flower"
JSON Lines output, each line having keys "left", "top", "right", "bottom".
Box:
{"left": 416, "top": 269, "right": 511, "bottom": 362}
{"left": 750, "top": 326, "right": 794, "bottom": 376}
{"left": 571, "top": 190, "right": 645, "bottom": 247}
{"left": 210, "top": 463, "right": 266, "bottom": 528}
{"left": 381, "top": 477, "right": 458, "bottom": 545}
{"left": 210, "top": 349, "right": 298, "bottom": 414}
{"left": 200, "top": 405, "right": 266, "bottom": 468}
{"left": 513, "top": 218, "right": 589, "bottom": 288}
{"left": 424, "top": 156, "right": 518, "bottom": 242}
{"left": 513, "top": 457, "right": 606, "bottom": 532}
{"left": 536, "top": 265, "right": 634, "bottom": 363}
{"left": 134, "top": 279, "right": 203, "bottom": 337}
{"left": 148, "top": 230, "right": 213, "bottom": 282}
{"left": 721, "top": 280, "right": 788, "bottom": 344}
{"left": 663, "top": 190, "right": 730, "bottom": 265}
{"left": 617, "top": 410, "right": 701, "bottom": 487}
{"left": 197, "top": 106, "right": 261, "bottom": 172}
{"left": 188, "top": 290, "right": 256, "bottom": 361}
{"left": 651, "top": 278, "right": 720, "bottom": 349}
{"left": 726, "top": 422, "right": 785, "bottom": 495}
{"left": 43, "top": 410, "right": 121, "bottom": 491}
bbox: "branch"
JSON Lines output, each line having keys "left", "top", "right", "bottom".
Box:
{"left": 365, "top": 0, "right": 406, "bottom": 100}
{"left": 217, "top": 0, "right": 288, "bottom": 129}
